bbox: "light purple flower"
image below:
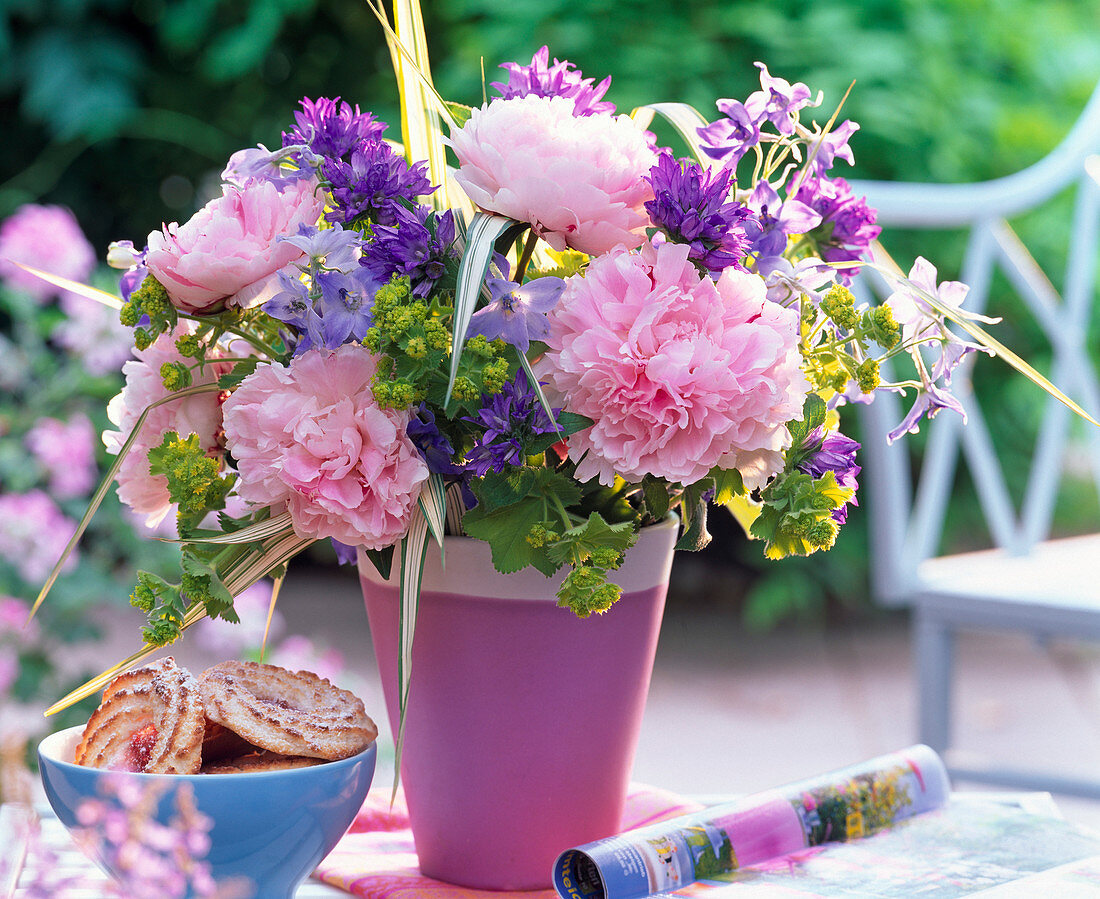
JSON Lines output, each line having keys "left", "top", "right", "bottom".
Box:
{"left": 698, "top": 99, "right": 761, "bottom": 167}
{"left": 787, "top": 174, "right": 881, "bottom": 283}
{"left": 467, "top": 274, "right": 564, "bottom": 353}
{"left": 222, "top": 144, "right": 314, "bottom": 189}
{"left": 492, "top": 46, "right": 615, "bottom": 116}
{"left": 743, "top": 181, "right": 822, "bottom": 259}
{"left": 25, "top": 413, "right": 98, "bottom": 499}
{"left": 281, "top": 223, "right": 363, "bottom": 271}
{"left": 756, "top": 255, "right": 836, "bottom": 305}
{"left": 808, "top": 119, "right": 860, "bottom": 173}
{"left": 887, "top": 377, "right": 968, "bottom": 443}
{"left": 745, "top": 62, "right": 813, "bottom": 135}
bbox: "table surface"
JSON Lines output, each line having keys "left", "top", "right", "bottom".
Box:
{"left": 1, "top": 803, "right": 347, "bottom": 898}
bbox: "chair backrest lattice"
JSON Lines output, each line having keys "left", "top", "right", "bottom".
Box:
{"left": 848, "top": 83, "right": 1100, "bottom": 605}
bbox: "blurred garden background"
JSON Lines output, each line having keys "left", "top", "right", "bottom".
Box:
{"left": 2, "top": 0, "right": 1100, "bottom": 769}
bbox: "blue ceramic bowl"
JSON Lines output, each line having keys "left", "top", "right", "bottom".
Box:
{"left": 39, "top": 724, "right": 376, "bottom": 899}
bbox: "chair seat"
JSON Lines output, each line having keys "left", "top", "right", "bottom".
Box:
{"left": 914, "top": 533, "right": 1100, "bottom": 638}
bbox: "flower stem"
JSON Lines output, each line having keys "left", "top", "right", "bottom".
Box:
{"left": 514, "top": 230, "right": 539, "bottom": 283}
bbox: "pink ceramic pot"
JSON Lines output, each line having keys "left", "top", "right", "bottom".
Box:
{"left": 358, "top": 517, "right": 677, "bottom": 890}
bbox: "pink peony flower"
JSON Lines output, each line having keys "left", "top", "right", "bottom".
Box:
{"left": 0, "top": 204, "right": 96, "bottom": 304}
{"left": 0, "top": 490, "right": 79, "bottom": 584}
{"left": 222, "top": 344, "right": 429, "bottom": 549}
{"left": 451, "top": 95, "right": 657, "bottom": 255}
{"left": 538, "top": 239, "right": 810, "bottom": 488}
{"left": 102, "top": 325, "right": 228, "bottom": 527}
{"left": 26, "top": 413, "right": 98, "bottom": 499}
{"left": 145, "top": 177, "right": 324, "bottom": 315}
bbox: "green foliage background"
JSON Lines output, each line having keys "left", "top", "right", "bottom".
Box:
{"left": 3, "top": 0, "right": 1099, "bottom": 627}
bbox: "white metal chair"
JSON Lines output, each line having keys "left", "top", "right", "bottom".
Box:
{"left": 849, "top": 80, "right": 1100, "bottom": 798}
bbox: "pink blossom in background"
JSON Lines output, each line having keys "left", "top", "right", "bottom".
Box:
{"left": 145, "top": 177, "right": 324, "bottom": 315}
{"left": 451, "top": 95, "right": 657, "bottom": 255}
{"left": 0, "top": 596, "right": 36, "bottom": 641}
{"left": 193, "top": 580, "right": 283, "bottom": 657}
{"left": 26, "top": 413, "right": 98, "bottom": 498}
{"left": 268, "top": 635, "right": 346, "bottom": 685}
{"left": 0, "top": 490, "right": 79, "bottom": 584}
{"left": 223, "top": 344, "right": 429, "bottom": 549}
{"left": 53, "top": 292, "right": 135, "bottom": 375}
{"left": 538, "top": 239, "right": 809, "bottom": 488}
{"left": 0, "top": 204, "right": 96, "bottom": 304}
{"left": 102, "top": 325, "right": 229, "bottom": 527}
{"left": 0, "top": 647, "right": 16, "bottom": 695}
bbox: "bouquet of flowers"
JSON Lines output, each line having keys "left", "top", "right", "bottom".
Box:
{"left": 34, "top": 3, "right": 1067, "bottom": 719}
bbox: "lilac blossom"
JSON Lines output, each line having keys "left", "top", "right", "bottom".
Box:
{"left": 798, "top": 429, "right": 861, "bottom": 523}
{"left": 321, "top": 140, "right": 434, "bottom": 227}
{"left": 787, "top": 174, "right": 881, "bottom": 283}
{"left": 466, "top": 273, "right": 564, "bottom": 353}
{"left": 743, "top": 180, "right": 821, "bottom": 259}
{"left": 744, "top": 62, "right": 814, "bottom": 135}
{"left": 492, "top": 46, "right": 614, "bottom": 116}
{"left": 698, "top": 99, "right": 761, "bottom": 167}
{"left": 361, "top": 204, "right": 458, "bottom": 297}
{"left": 282, "top": 96, "right": 388, "bottom": 163}
{"left": 464, "top": 371, "right": 558, "bottom": 476}
{"left": 644, "top": 153, "right": 753, "bottom": 274}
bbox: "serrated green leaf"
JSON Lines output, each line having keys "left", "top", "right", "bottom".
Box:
{"left": 217, "top": 357, "right": 259, "bottom": 389}
{"left": 546, "top": 512, "right": 638, "bottom": 567}
{"left": 444, "top": 100, "right": 473, "bottom": 128}
{"left": 710, "top": 468, "right": 745, "bottom": 505}
{"left": 641, "top": 476, "right": 671, "bottom": 521}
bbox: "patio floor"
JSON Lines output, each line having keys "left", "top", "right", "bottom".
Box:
{"left": 63, "top": 559, "right": 1100, "bottom": 834}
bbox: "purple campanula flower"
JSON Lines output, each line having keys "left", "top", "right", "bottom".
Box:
{"left": 798, "top": 428, "right": 861, "bottom": 523}
{"left": 644, "top": 153, "right": 752, "bottom": 274}
{"left": 787, "top": 174, "right": 880, "bottom": 284}
{"left": 698, "top": 99, "right": 761, "bottom": 168}
{"left": 492, "top": 46, "right": 614, "bottom": 116}
{"left": 745, "top": 62, "right": 814, "bottom": 135}
{"left": 322, "top": 140, "right": 434, "bottom": 227}
{"left": 406, "top": 404, "right": 465, "bottom": 477}
{"left": 743, "top": 181, "right": 822, "bottom": 259}
{"left": 282, "top": 96, "right": 388, "bottom": 163}
{"left": 466, "top": 273, "right": 564, "bottom": 353}
{"left": 362, "top": 204, "right": 458, "bottom": 298}
{"left": 464, "top": 371, "right": 558, "bottom": 476}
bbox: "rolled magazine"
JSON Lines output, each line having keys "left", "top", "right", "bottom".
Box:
{"left": 553, "top": 744, "right": 950, "bottom": 899}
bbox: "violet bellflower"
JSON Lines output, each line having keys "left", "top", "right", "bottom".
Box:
{"left": 787, "top": 174, "right": 881, "bottom": 284}
{"left": 321, "top": 139, "right": 434, "bottom": 227}
{"left": 798, "top": 428, "right": 861, "bottom": 524}
{"left": 644, "top": 153, "right": 752, "bottom": 274}
{"left": 282, "top": 96, "right": 388, "bottom": 163}
{"left": 464, "top": 371, "right": 559, "bottom": 477}
{"left": 491, "top": 45, "right": 615, "bottom": 116}
{"left": 466, "top": 271, "right": 565, "bottom": 353}
{"left": 361, "top": 203, "right": 458, "bottom": 297}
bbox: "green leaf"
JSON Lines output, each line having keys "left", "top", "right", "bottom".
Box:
{"left": 526, "top": 411, "right": 593, "bottom": 455}
{"left": 364, "top": 546, "right": 394, "bottom": 580}
{"left": 217, "top": 357, "right": 259, "bottom": 389}
{"left": 641, "top": 476, "right": 671, "bottom": 522}
{"left": 710, "top": 468, "right": 745, "bottom": 505}
{"left": 546, "top": 512, "right": 638, "bottom": 568}
{"left": 444, "top": 100, "right": 473, "bottom": 128}
{"left": 787, "top": 393, "right": 827, "bottom": 448}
